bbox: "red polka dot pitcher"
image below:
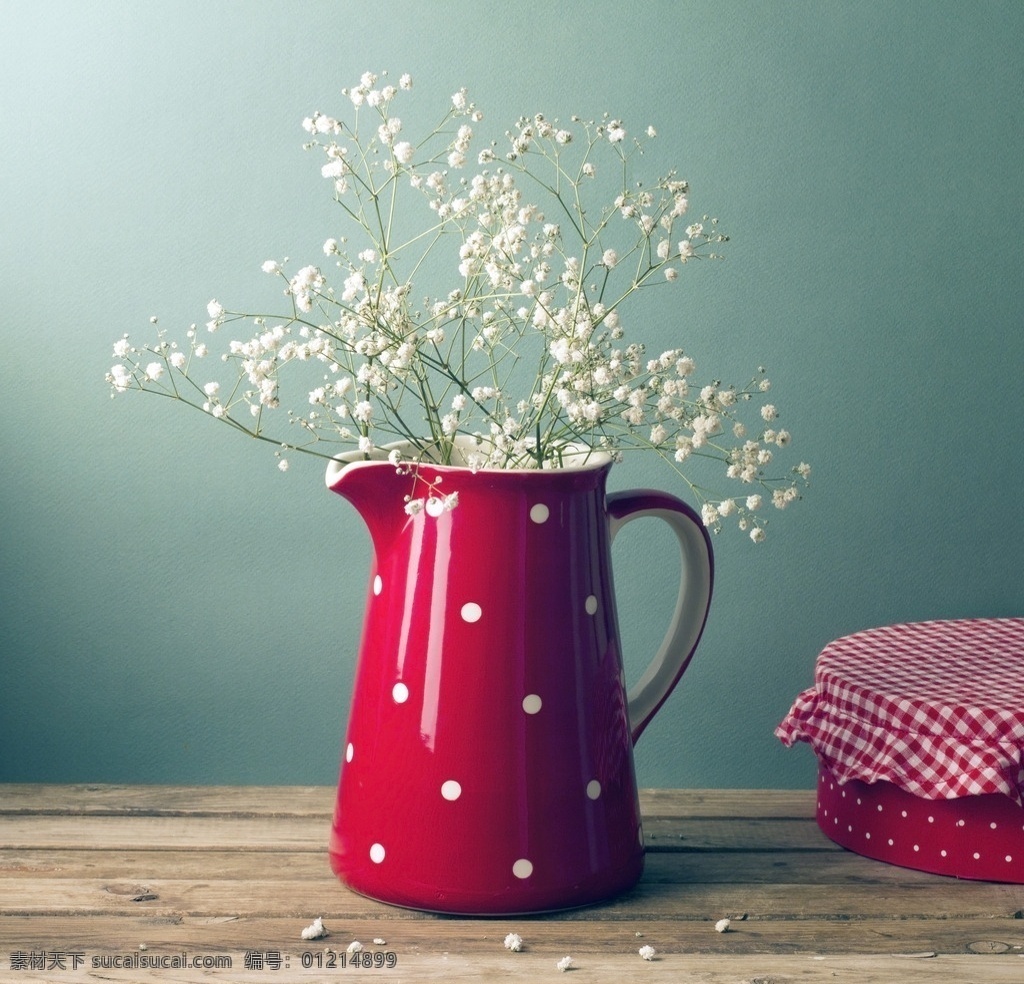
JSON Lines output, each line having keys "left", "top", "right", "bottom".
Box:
{"left": 325, "top": 438, "right": 713, "bottom": 914}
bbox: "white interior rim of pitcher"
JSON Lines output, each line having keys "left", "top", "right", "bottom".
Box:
{"left": 325, "top": 436, "right": 613, "bottom": 486}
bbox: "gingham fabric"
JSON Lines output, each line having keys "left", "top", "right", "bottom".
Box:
{"left": 776, "top": 619, "right": 1024, "bottom": 802}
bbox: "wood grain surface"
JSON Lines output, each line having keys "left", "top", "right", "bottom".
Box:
{"left": 2, "top": 785, "right": 1022, "bottom": 981}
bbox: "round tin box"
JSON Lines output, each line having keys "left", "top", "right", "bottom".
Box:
{"left": 778, "top": 618, "right": 1024, "bottom": 883}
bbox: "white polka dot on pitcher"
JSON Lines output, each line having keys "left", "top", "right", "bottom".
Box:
{"left": 345, "top": 743, "right": 354, "bottom": 763}
{"left": 512, "top": 859, "right": 533, "bottom": 879}
{"left": 373, "top": 575, "right": 383, "bottom": 595}
{"left": 441, "top": 780, "right": 462, "bottom": 801}
{"left": 461, "top": 602, "right": 482, "bottom": 623}
{"left": 522, "top": 694, "right": 542, "bottom": 715}
{"left": 585, "top": 595, "right": 598, "bottom": 615}
{"left": 530, "top": 503, "right": 549, "bottom": 524}
{"left": 586, "top": 780, "right": 602, "bottom": 800}
{"left": 393, "top": 683, "right": 409, "bottom": 704}
{"left": 370, "top": 843, "right": 386, "bottom": 863}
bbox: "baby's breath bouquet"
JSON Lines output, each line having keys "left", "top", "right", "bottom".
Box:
{"left": 108, "top": 71, "right": 809, "bottom": 540}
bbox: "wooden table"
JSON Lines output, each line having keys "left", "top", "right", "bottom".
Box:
{"left": 2, "top": 785, "right": 1023, "bottom": 981}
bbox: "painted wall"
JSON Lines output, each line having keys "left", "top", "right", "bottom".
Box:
{"left": 2, "top": 1, "right": 1021, "bottom": 790}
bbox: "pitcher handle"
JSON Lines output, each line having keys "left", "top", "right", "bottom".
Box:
{"left": 607, "top": 490, "right": 714, "bottom": 744}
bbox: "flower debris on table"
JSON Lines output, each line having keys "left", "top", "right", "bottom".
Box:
{"left": 300, "top": 917, "right": 328, "bottom": 940}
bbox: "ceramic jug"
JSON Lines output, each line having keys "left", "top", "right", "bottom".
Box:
{"left": 325, "top": 439, "right": 713, "bottom": 914}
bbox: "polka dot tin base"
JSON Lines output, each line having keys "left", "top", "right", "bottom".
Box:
{"left": 816, "top": 763, "right": 1024, "bottom": 882}
{"left": 324, "top": 439, "right": 714, "bottom": 914}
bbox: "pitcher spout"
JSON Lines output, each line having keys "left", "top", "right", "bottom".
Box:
{"left": 325, "top": 449, "right": 412, "bottom": 557}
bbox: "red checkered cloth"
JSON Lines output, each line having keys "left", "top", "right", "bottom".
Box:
{"left": 776, "top": 619, "right": 1024, "bottom": 802}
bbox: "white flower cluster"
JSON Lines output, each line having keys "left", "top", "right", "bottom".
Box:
{"left": 108, "top": 70, "right": 810, "bottom": 540}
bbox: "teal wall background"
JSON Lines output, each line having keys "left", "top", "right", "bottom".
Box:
{"left": 2, "top": 1, "right": 1022, "bottom": 790}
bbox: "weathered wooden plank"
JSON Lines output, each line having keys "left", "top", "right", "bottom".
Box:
{"left": 0, "top": 816, "right": 329, "bottom": 852}
{"left": 0, "top": 785, "right": 816, "bottom": 821}
{"left": 0, "top": 848, "right": 331, "bottom": 880}
{"left": 640, "top": 786, "right": 816, "bottom": 819}
{"left": 0, "top": 814, "right": 833, "bottom": 853}
{"left": 644, "top": 814, "right": 837, "bottom": 850}
{"left": 3, "top": 872, "right": 1021, "bottom": 921}
{"left": 3, "top": 914, "right": 1024, "bottom": 957}
{"left": 643, "top": 849, "right": 1000, "bottom": 889}
{"left": 0, "top": 845, "right": 974, "bottom": 888}
{"left": 0, "top": 785, "right": 336, "bottom": 818}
